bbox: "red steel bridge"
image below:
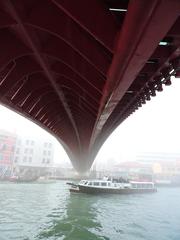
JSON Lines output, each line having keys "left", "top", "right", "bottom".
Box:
{"left": 0, "top": 0, "right": 179, "bottom": 172}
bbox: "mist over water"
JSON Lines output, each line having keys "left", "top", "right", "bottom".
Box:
{"left": 0, "top": 181, "right": 180, "bottom": 240}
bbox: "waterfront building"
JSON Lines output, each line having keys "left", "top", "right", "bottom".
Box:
{"left": 13, "top": 135, "right": 54, "bottom": 177}
{"left": 0, "top": 129, "right": 55, "bottom": 179}
{"left": 113, "top": 161, "right": 153, "bottom": 181}
{"left": 13, "top": 135, "right": 54, "bottom": 168}
{"left": 0, "top": 130, "right": 16, "bottom": 178}
{"left": 50, "top": 163, "right": 78, "bottom": 179}
{"left": 136, "top": 152, "right": 180, "bottom": 184}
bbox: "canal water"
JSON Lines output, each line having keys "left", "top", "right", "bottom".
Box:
{"left": 0, "top": 181, "right": 180, "bottom": 240}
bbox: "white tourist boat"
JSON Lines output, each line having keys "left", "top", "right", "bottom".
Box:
{"left": 68, "top": 178, "right": 157, "bottom": 194}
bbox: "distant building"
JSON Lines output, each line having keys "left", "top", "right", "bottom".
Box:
{"left": 152, "top": 160, "right": 180, "bottom": 184}
{"left": 12, "top": 135, "right": 54, "bottom": 178}
{"left": 114, "top": 161, "right": 153, "bottom": 181}
{"left": 136, "top": 152, "right": 180, "bottom": 185}
{"left": 0, "top": 130, "right": 16, "bottom": 178}
{"left": 136, "top": 152, "right": 180, "bottom": 163}
{"left": 13, "top": 135, "right": 54, "bottom": 168}
{"left": 50, "top": 164, "right": 78, "bottom": 179}
{"left": 0, "top": 128, "right": 55, "bottom": 179}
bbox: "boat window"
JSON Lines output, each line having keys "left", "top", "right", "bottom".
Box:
{"left": 88, "top": 182, "right": 92, "bottom": 186}
{"left": 101, "top": 182, "right": 107, "bottom": 186}
{"left": 108, "top": 182, "right": 110, "bottom": 186}
{"left": 93, "top": 182, "right": 100, "bottom": 186}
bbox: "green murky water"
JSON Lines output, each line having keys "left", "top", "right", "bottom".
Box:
{"left": 0, "top": 181, "right": 180, "bottom": 240}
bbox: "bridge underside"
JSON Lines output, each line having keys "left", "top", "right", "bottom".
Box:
{"left": 0, "top": 0, "right": 179, "bottom": 172}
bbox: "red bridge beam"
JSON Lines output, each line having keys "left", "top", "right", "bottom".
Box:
{"left": 52, "top": 0, "right": 118, "bottom": 52}
{"left": 4, "top": 0, "right": 82, "bottom": 154}
{"left": 90, "top": 0, "right": 180, "bottom": 151}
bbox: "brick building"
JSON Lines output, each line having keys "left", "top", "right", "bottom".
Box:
{"left": 0, "top": 130, "right": 16, "bottom": 178}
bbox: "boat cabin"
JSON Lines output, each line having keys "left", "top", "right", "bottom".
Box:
{"left": 79, "top": 180, "right": 155, "bottom": 189}
{"left": 130, "top": 181, "right": 155, "bottom": 189}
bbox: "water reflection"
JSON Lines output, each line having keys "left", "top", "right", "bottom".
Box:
{"left": 37, "top": 193, "right": 108, "bottom": 240}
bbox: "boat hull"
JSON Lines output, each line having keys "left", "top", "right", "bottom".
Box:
{"left": 78, "top": 185, "right": 157, "bottom": 194}
{"left": 70, "top": 187, "right": 81, "bottom": 193}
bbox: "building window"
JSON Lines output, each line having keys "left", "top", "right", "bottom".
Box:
{"left": 2, "top": 144, "right": 6, "bottom": 151}
{"left": 14, "top": 157, "right": 18, "bottom": 163}
{"left": 24, "top": 148, "right": 28, "bottom": 153}
{"left": 42, "top": 158, "right": 45, "bottom": 163}
{"left": 46, "top": 159, "right": 50, "bottom": 164}
{"left": 31, "top": 141, "right": 34, "bottom": 146}
{"left": 23, "top": 156, "right": 27, "bottom": 162}
{"left": 16, "top": 148, "right": 20, "bottom": 154}
{"left": 48, "top": 143, "right": 52, "bottom": 148}
{"left": 48, "top": 151, "right": 51, "bottom": 156}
